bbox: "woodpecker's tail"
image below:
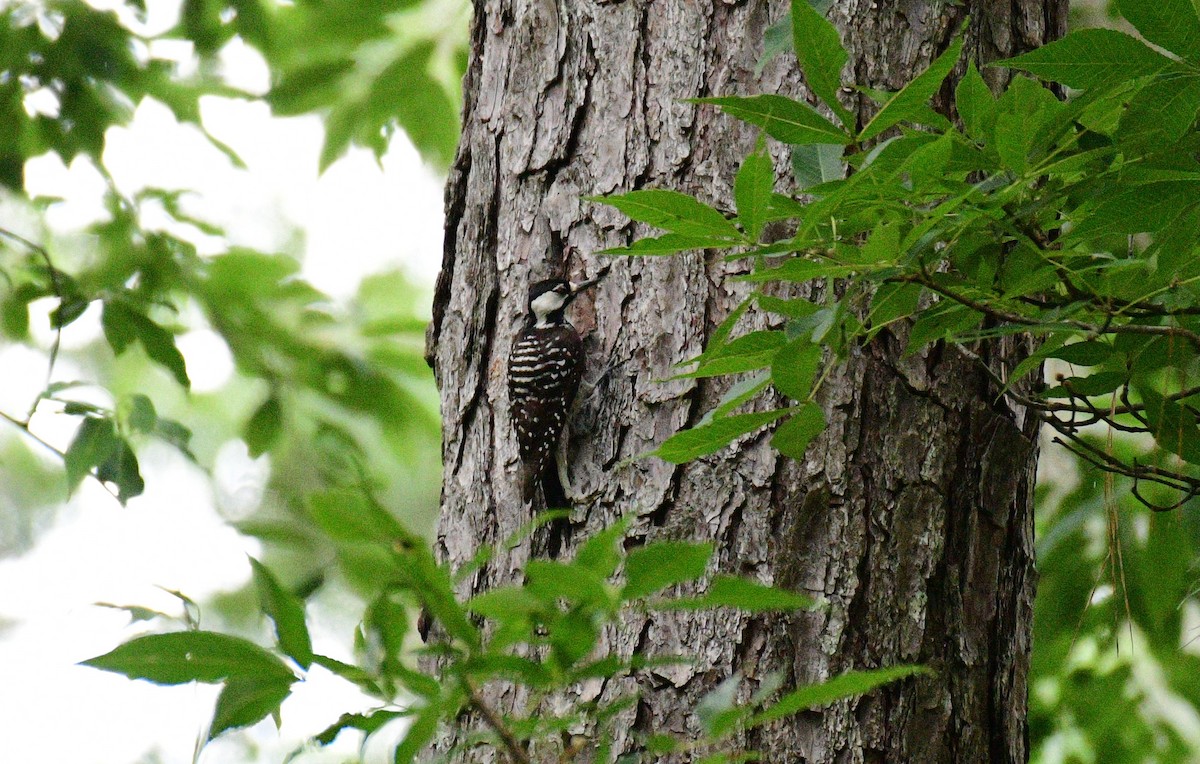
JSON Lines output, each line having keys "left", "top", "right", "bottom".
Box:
{"left": 519, "top": 457, "right": 570, "bottom": 510}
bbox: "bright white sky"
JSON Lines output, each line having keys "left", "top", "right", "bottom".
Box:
{"left": 0, "top": 10, "right": 445, "bottom": 763}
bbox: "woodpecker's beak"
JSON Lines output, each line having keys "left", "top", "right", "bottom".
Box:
{"left": 568, "top": 265, "right": 610, "bottom": 296}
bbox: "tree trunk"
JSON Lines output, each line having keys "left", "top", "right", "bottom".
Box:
{"left": 426, "top": 1, "right": 1065, "bottom": 761}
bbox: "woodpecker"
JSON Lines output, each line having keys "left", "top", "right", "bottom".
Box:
{"left": 508, "top": 269, "right": 606, "bottom": 507}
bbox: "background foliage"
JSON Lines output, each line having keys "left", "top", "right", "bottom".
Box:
{"left": 3, "top": 0, "right": 1200, "bottom": 762}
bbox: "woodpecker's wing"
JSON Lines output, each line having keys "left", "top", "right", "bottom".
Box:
{"left": 507, "top": 324, "right": 585, "bottom": 476}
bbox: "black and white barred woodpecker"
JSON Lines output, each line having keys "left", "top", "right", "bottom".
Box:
{"left": 508, "top": 269, "right": 606, "bottom": 507}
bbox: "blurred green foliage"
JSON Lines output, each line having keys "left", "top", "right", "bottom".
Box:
{"left": 0, "top": 0, "right": 455, "bottom": 755}
{"left": 1033, "top": 443, "right": 1200, "bottom": 762}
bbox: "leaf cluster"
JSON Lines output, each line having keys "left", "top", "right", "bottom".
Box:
{"left": 83, "top": 501, "right": 923, "bottom": 762}
{"left": 596, "top": 0, "right": 1200, "bottom": 513}
{"left": 175, "top": 0, "right": 467, "bottom": 169}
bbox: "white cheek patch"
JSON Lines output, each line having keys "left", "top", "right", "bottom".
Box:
{"left": 531, "top": 291, "right": 567, "bottom": 320}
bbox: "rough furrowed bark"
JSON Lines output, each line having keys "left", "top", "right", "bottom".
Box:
{"left": 426, "top": 0, "right": 1065, "bottom": 760}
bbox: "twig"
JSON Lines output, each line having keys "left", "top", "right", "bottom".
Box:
{"left": 463, "top": 678, "right": 530, "bottom": 764}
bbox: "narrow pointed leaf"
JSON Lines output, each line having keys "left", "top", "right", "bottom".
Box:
{"left": 592, "top": 190, "right": 741, "bottom": 239}
{"left": 623, "top": 541, "right": 714, "bottom": 599}
{"left": 735, "top": 141, "right": 775, "bottom": 241}
{"left": 82, "top": 631, "right": 294, "bottom": 685}
{"left": 654, "top": 408, "right": 795, "bottom": 463}
{"left": 749, "top": 665, "right": 929, "bottom": 726}
{"left": 955, "top": 62, "right": 995, "bottom": 142}
{"left": 249, "top": 558, "right": 313, "bottom": 669}
{"left": 1000, "top": 29, "right": 1175, "bottom": 91}
{"left": 209, "top": 674, "right": 295, "bottom": 740}
{"left": 791, "top": 0, "right": 853, "bottom": 127}
{"left": 696, "top": 95, "right": 850, "bottom": 145}
{"left": 860, "top": 35, "right": 964, "bottom": 142}
{"left": 1116, "top": 0, "right": 1200, "bottom": 63}
{"left": 772, "top": 403, "right": 826, "bottom": 460}
{"left": 656, "top": 575, "right": 817, "bottom": 611}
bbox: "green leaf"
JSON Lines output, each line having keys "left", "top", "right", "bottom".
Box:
{"left": 905, "top": 303, "right": 982, "bottom": 354}
{"left": 857, "top": 223, "right": 902, "bottom": 265}
{"left": 313, "top": 710, "right": 406, "bottom": 746}
{"left": 859, "top": 34, "right": 964, "bottom": 142}
{"left": 311, "top": 654, "right": 384, "bottom": 697}
{"left": 749, "top": 665, "right": 928, "bottom": 726}
{"left": 623, "top": 541, "right": 714, "bottom": 599}
{"left": 696, "top": 95, "right": 850, "bottom": 145}
{"left": 686, "top": 331, "right": 787, "bottom": 378}
{"left": 791, "top": 143, "right": 844, "bottom": 190}
{"left": 307, "top": 489, "right": 405, "bottom": 545}
{"left": 1048, "top": 341, "right": 1112, "bottom": 367}
{"left": 467, "top": 585, "right": 546, "bottom": 618}
{"left": 771, "top": 340, "right": 821, "bottom": 401}
{"left": 740, "top": 258, "right": 860, "bottom": 283}
{"left": 1116, "top": 0, "right": 1200, "bottom": 63}
{"left": 249, "top": 558, "right": 313, "bottom": 669}
{"left": 653, "top": 408, "right": 795, "bottom": 463}
{"left": 393, "top": 699, "right": 441, "bottom": 764}
{"left": 81, "top": 631, "right": 294, "bottom": 685}
{"left": 64, "top": 417, "right": 118, "bottom": 493}
{"left": 710, "top": 371, "right": 772, "bottom": 420}
{"left": 657, "top": 575, "right": 817, "bottom": 612}
{"left": 1043, "top": 372, "right": 1126, "bottom": 399}
{"left": 101, "top": 301, "right": 190, "bottom": 389}
{"left": 1140, "top": 387, "right": 1200, "bottom": 464}
{"left": 757, "top": 15, "right": 793, "bottom": 75}
{"left": 1116, "top": 72, "right": 1200, "bottom": 149}
{"left": 599, "top": 233, "right": 736, "bottom": 256}
{"left": 391, "top": 544, "right": 480, "bottom": 650}
{"left": 269, "top": 60, "right": 355, "bottom": 116}
{"left": 735, "top": 140, "right": 775, "bottom": 241}
{"left": 209, "top": 674, "right": 294, "bottom": 740}
{"left": 771, "top": 404, "right": 826, "bottom": 460}
{"left": 96, "top": 437, "right": 145, "bottom": 504}
{"left": 363, "top": 591, "right": 409, "bottom": 675}
{"left": 592, "top": 190, "right": 742, "bottom": 239}
{"left": 1067, "top": 181, "right": 1200, "bottom": 241}
{"left": 868, "top": 283, "right": 922, "bottom": 333}
{"left": 647, "top": 734, "right": 682, "bottom": 754}
{"left": 1000, "top": 29, "right": 1175, "bottom": 91}
{"left": 93, "top": 602, "right": 172, "bottom": 623}
{"left": 955, "top": 62, "right": 995, "bottom": 143}
{"left": 549, "top": 609, "right": 601, "bottom": 670}
{"left": 119, "top": 394, "right": 157, "bottom": 434}
{"left": 51, "top": 293, "right": 90, "bottom": 329}
{"left": 1, "top": 290, "right": 30, "bottom": 339}
{"left": 526, "top": 560, "right": 611, "bottom": 606}
{"left": 244, "top": 394, "right": 283, "bottom": 457}
{"left": 990, "top": 76, "right": 1063, "bottom": 174}
{"left": 790, "top": 0, "right": 853, "bottom": 127}
{"left": 155, "top": 417, "right": 194, "bottom": 458}
{"left": 575, "top": 515, "right": 632, "bottom": 577}
{"left": 756, "top": 294, "right": 821, "bottom": 320}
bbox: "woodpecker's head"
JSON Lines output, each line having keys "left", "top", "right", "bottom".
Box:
{"left": 526, "top": 269, "right": 607, "bottom": 327}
